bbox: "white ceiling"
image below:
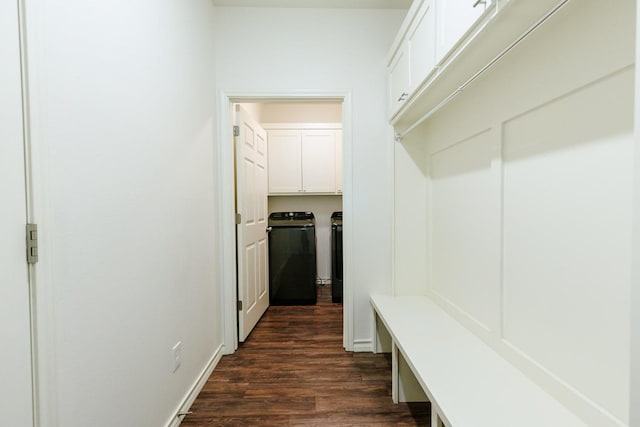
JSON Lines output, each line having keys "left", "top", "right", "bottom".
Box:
{"left": 212, "top": 0, "right": 412, "bottom": 9}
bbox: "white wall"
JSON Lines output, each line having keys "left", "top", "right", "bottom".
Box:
{"left": 393, "top": 1, "right": 634, "bottom": 425}
{"left": 25, "top": 1, "right": 221, "bottom": 426}
{"left": 215, "top": 7, "right": 405, "bottom": 346}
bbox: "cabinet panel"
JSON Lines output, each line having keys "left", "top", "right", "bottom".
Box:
{"left": 267, "top": 130, "right": 302, "bottom": 194}
{"left": 408, "top": 0, "right": 436, "bottom": 92}
{"left": 301, "top": 130, "right": 336, "bottom": 193}
{"left": 335, "top": 130, "right": 343, "bottom": 194}
{"left": 436, "top": 0, "right": 486, "bottom": 63}
{"left": 388, "top": 42, "right": 411, "bottom": 116}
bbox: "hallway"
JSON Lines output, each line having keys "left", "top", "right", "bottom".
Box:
{"left": 182, "top": 286, "right": 430, "bottom": 426}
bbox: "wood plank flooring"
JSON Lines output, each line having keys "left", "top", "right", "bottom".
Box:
{"left": 181, "top": 285, "right": 430, "bottom": 426}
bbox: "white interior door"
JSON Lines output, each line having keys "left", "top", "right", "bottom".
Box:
{"left": 235, "top": 105, "right": 269, "bottom": 342}
{"left": 0, "top": 1, "right": 34, "bottom": 425}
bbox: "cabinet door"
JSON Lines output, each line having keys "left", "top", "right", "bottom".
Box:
{"left": 408, "top": 0, "right": 436, "bottom": 92}
{"left": 267, "top": 130, "right": 302, "bottom": 194}
{"left": 388, "top": 41, "right": 411, "bottom": 115}
{"left": 335, "top": 130, "right": 343, "bottom": 194}
{"left": 301, "top": 130, "right": 336, "bottom": 193}
{"left": 436, "top": 0, "right": 486, "bottom": 63}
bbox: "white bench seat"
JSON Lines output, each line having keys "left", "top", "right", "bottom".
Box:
{"left": 370, "top": 294, "right": 587, "bottom": 427}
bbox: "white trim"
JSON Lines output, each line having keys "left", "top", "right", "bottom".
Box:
{"left": 217, "top": 90, "right": 354, "bottom": 353}
{"left": 16, "top": 0, "right": 38, "bottom": 425}
{"left": 261, "top": 122, "right": 342, "bottom": 130}
{"left": 340, "top": 93, "right": 354, "bottom": 351}
{"left": 631, "top": 1, "right": 640, "bottom": 423}
{"left": 217, "top": 93, "right": 238, "bottom": 354}
{"left": 352, "top": 339, "right": 374, "bottom": 353}
{"left": 165, "top": 344, "right": 225, "bottom": 427}
{"left": 212, "top": 0, "right": 412, "bottom": 10}
{"left": 268, "top": 192, "right": 343, "bottom": 197}
{"left": 22, "top": 0, "right": 60, "bottom": 424}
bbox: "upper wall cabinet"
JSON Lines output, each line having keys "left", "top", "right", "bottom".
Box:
{"left": 389, "top": 0, "right": 490, "bottom": 118}
{"left": 388, "top": 0, "right": 569, "bottom": 131}
{"left": 266, "top": 124, "right": 342, "bottom": 196}
{"left": 388, "top": 0, "right": 437, "bottom": 117}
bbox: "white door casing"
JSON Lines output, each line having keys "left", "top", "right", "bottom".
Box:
{"left": 0, "top": 0, "right": 34, "bottom": 424}
{"left": 235, "top": 105, "right": 270, "bottom": 342}
{"left": 219, "top": 92, "right": 353, "bottom": 353}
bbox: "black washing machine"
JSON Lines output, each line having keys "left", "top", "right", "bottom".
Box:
{"left": 268, "top": 212, "right": 317, "bottom": 305}
{"left": 331, "top": 211, "right": 343, "bottom": 303}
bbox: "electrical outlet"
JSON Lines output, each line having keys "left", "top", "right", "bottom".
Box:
{"left": 172, "top": 341, "right": 183, "bottom": 373}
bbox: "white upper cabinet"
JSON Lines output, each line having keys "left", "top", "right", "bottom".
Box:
{"left": 266, "top": 125, "right": 342, "bottom": 195}
{"left": 436, "top": 0, "right": 489, "bottom": 63}
{"left": 388, "top": 0, "right": 437, "bottom": 117}
{"left": 387, "top": 0, "right": 496, "bottom": 121}
{"left": 389, "top": 0, "right": 566, "bottom": 128}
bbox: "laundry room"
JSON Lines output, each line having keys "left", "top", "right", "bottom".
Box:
{"left": 234, "top": 101, "right": 343, "bottom": 314}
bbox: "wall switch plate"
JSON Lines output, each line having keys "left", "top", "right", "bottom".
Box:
{"left": 172, "top": 341, "right": 183, "bottom": 373}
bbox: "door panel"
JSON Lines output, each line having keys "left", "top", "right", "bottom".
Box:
{"left": 267, "top": 130, "right": 302, "bottom": 194}
{"left": 335, "top": 130, "right": 343, "bottom": 193}
{"left": 408, "top": 0, "right": 436, "bottom": 92}
{"left": 388, "top": 42, "right": 410, "bottom": 115}
{"left": 0, "top": 1, "right": 34, "bottom": 425}
{"left": 236, "top": 105, "right": 269, "bottom": 342}
{"left": 301, "top": 130, "right": 336, "bottom": 193}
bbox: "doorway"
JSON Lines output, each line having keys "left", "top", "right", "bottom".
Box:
{"left": 218, "top": 91, "right": 353, "bottom": 352}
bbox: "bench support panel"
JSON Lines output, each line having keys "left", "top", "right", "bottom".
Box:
{"left": 375, "top": 315, "right": 393, "bottom": 353}
{"left": 396, "top": 345, "right": 428, "bottom": 403}
{"left": 432, "top": 410, "right": 446, "bottom": 427}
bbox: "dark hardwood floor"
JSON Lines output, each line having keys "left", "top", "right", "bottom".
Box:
{"left": 181, "top": 285, "right": 430, "bottom": 426}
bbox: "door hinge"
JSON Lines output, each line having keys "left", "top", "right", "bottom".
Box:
{"left": 233, "top": 125, "right": 240, "bottom": 137}
{"left": 26, "top": 223, "right": 38, "bottom": 264}
{"left": 237, "top": 301, "right": 243, "bottom": 311}
{"left": 235, "top": 213, "right": 242, "bottom": 225}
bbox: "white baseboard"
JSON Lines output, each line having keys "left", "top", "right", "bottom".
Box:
{"left": 352, "top": 339, "right": 374, "bottom": 352}
{"left": 166, "top": 344, "right": 225, "bottom": 427}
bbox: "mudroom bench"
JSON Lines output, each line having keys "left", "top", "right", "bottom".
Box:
{"left": 370, "top": 294, "right": 587, "bottom": 427}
